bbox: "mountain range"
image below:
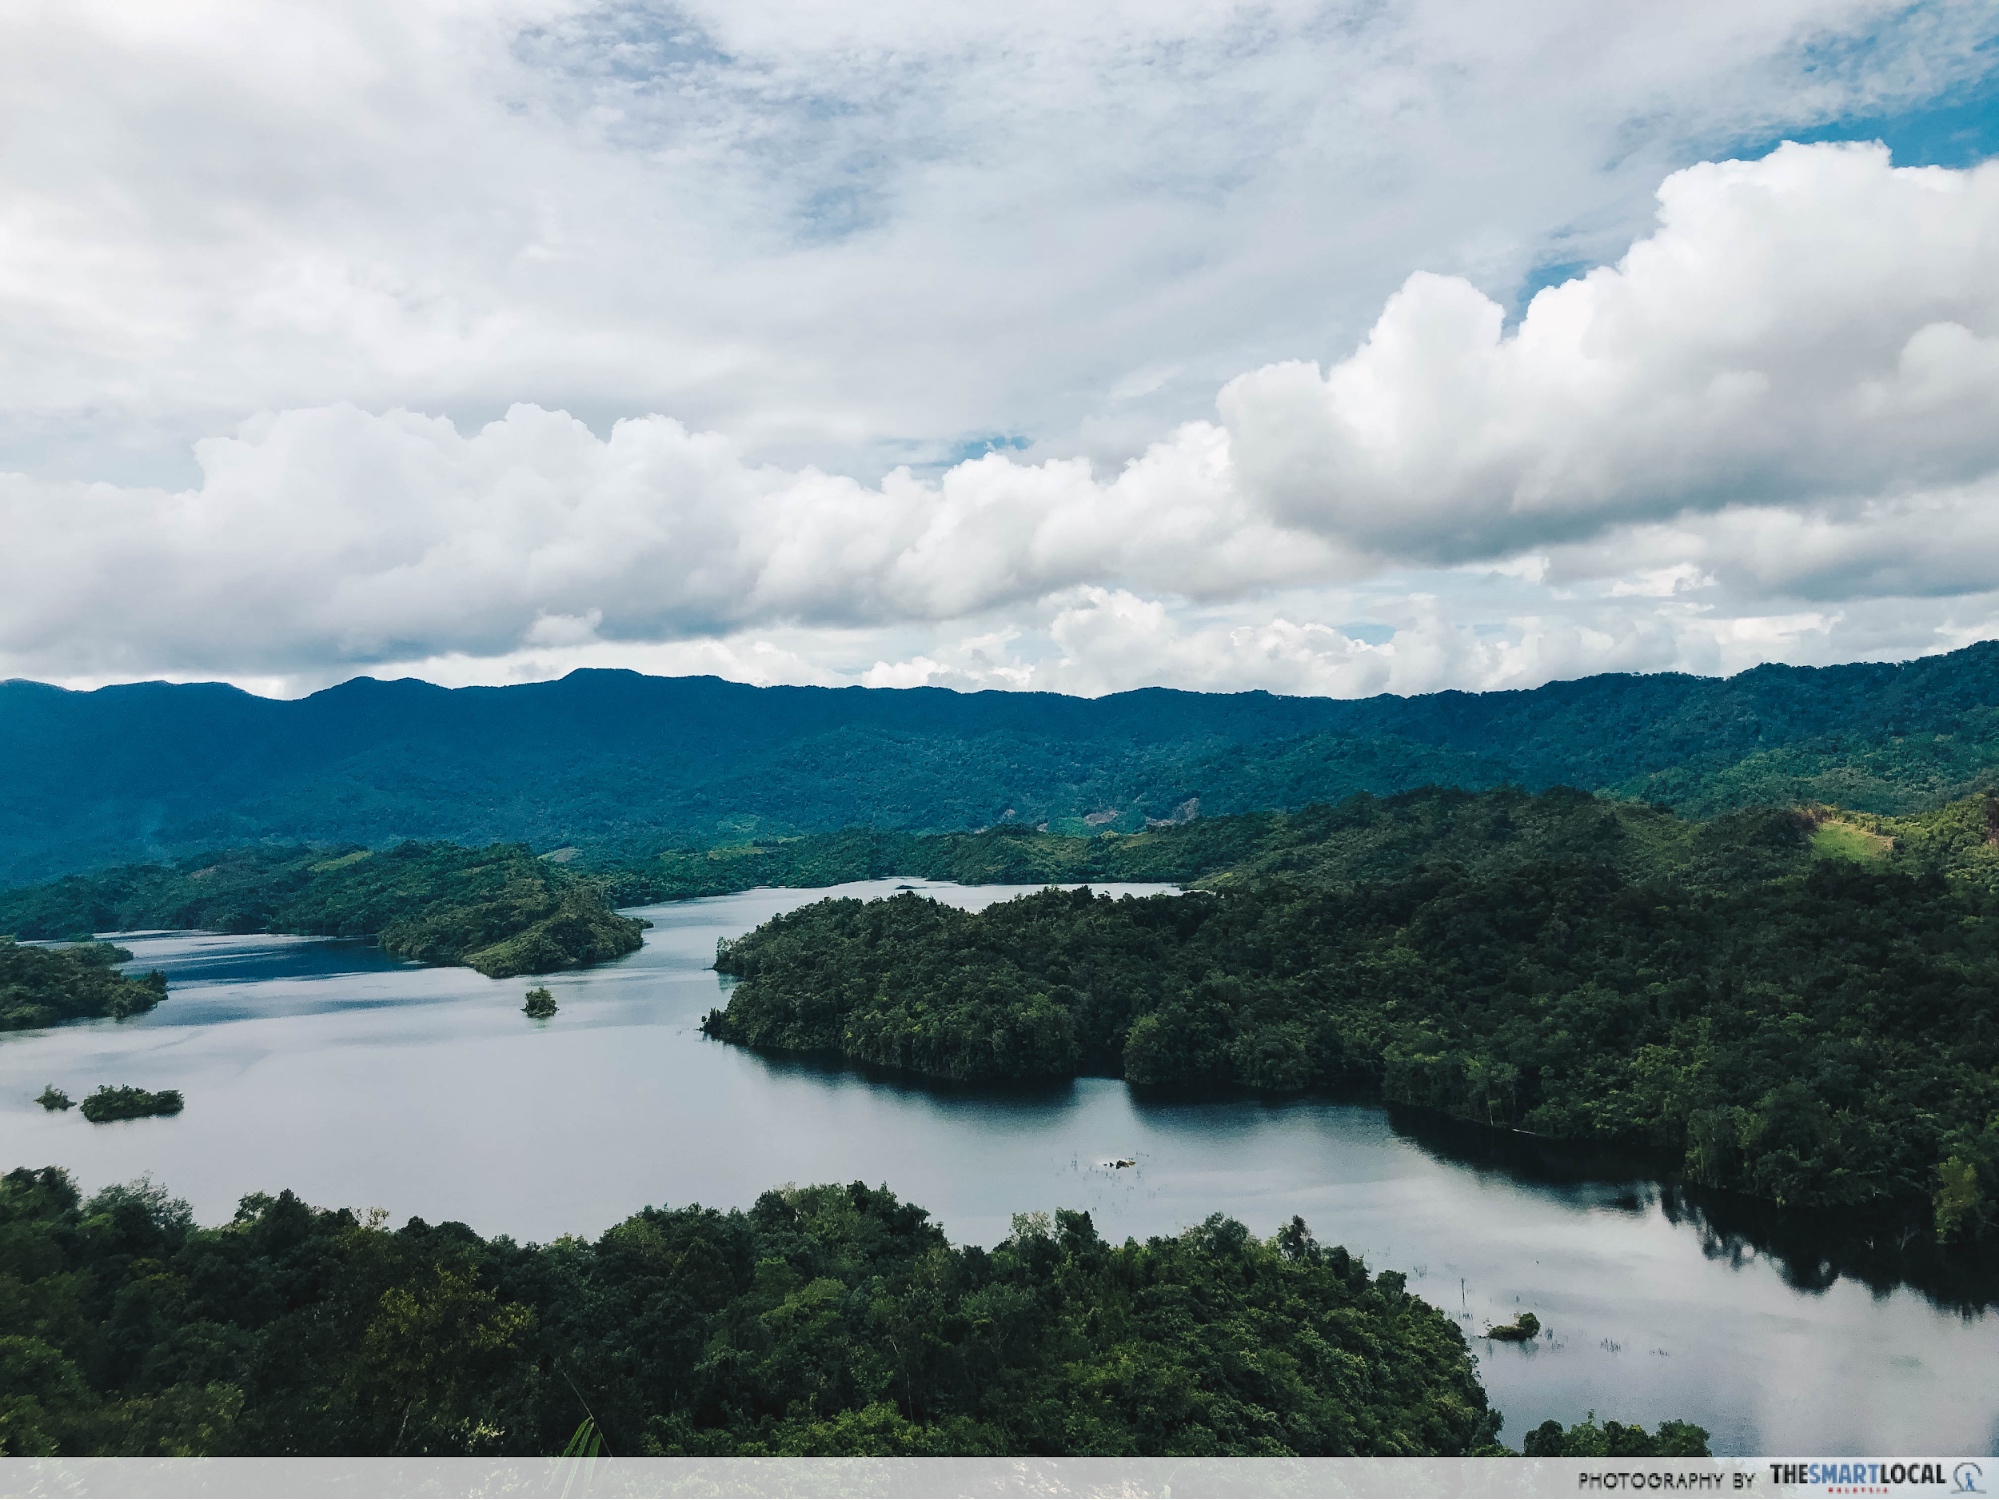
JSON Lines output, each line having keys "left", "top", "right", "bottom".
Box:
{"left": 3, "top": 640, "right": 1997, "bottom": 885}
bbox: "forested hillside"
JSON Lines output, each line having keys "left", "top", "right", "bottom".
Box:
{"left": 0, "top": 843, "right": 643, "bottom": 979}
{"left": 0, "top": 940, "right": 164, "bottom": 1031}
{"left": 706, "top": 788, "right": 1999, "bottom": 1235}
{"left": 634, "top": 783, "right": 1828, "bottom": 898}
{"left": 4, "top": 640, "right": 1999, "bottom": 883}
{"left": 637, "top": 818, "right": 1284, "bottom": 898}
{"left": 0, "top": 1164, "right": 1716, "bottom": 1458}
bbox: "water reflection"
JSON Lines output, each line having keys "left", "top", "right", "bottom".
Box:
{"left": 1383, "top": 1104, "right": 1999, "bottom": 1315}
{"left": 0, "top": 879, "right": 1993, "bottom": 1455}
{"left": 1663, "top": 1188, "right": 1999, "bottom": 1317}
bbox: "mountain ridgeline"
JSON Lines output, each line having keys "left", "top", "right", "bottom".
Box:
{"left": 4, "top": 640, "right": 1999, "bottom": 883}
{"left": 704, "top": 787, "right": 1999, "bottom": 1238}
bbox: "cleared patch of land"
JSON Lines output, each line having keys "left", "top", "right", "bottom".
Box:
{"left": 1810, "top": 818, "right": 1895, "bottom": 862}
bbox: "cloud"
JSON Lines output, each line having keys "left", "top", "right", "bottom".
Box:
{"left": 1222, "top": 142, "right": 1999, "bottom": 562}
{"left": 0, "top": 400, "right": 1341, "bottom": 676}
{"left": 13, "top": 120, "right": 1999, "bottom": 697}
{"left": 834, "top": 586, "right": 1717, "bottom": 700}
{"left": 3, "top": 0, "right": 1993, "bottom": 490}
{"left": 1543, "top": 481, "right": 1999, "bottom": 606}
{"left": 14, "top": 140, "right": 1999, "bottom": 688}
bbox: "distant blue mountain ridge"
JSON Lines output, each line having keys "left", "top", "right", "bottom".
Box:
{"left": 2, "top": 639, "right": 1997, "bottom": 885}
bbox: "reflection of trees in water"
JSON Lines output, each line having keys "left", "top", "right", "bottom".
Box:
{"left": 736, "top": 1041, "right": 1083, "bottom": 1105}
{"left": 1664, "top": 1186, "right": 1999, "bottom": 1316}
{"left": 704, "top": 1059, "right": 1999, "bottom": 1313}
{"left": 1384, "top": 1104, "right": 1999, "bottom": 1316}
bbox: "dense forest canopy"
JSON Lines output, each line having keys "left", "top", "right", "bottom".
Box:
{"left": 705, "top": 787, "right": 1999, "bottom": 1236}
{"left": 0, "top": 843, "right": 642, "bottom": 979}
{"left": 0, "top": 939, "right": 163, "bottom": 1032}
{"left": 3, "top": 640, "right": 1998, "bottom": 882}
{"left": 0, "top": 1165, "right": 1706, "bottom": 1459}
{"left": 629, "top": 778, "right": 1876, "bottom": 899}
{"left": 634, "top": 818, "right": 1282, "bottom": 900}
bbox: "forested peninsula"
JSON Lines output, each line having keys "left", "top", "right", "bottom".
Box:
{"left": 0, "top": 843, "right": 643, "bottom": 979}
{"left": 0, "top": 940, "right": 164, "bottom": 1031}
{"left": 0, "top": 1165, "right": 1706, "bottom": 1458}
{"left": 705, "top": 787, "right": 1999, "bottom": 1237}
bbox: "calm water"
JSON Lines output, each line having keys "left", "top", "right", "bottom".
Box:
{"left": 4, "top": 880, "right": 1995, "bottom": 1456}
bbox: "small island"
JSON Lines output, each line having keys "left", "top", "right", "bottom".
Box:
{"left": 36, "top": 1085, "right": 73, "bottom": 1111}
{"left": 78, "top": 1085, "right": 184, "bottom": 1123}
{"left": 1486, "top": 1311, "right": 1541, "bottom": 1343}
{"left": 522, "top": 985, "right": 557, "bottom": 1018}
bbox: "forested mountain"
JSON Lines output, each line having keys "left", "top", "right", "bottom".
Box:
{"left": 3, "top": 640, "right": 1999, "bottom": 883}
{"left": 704, "top": 788, "right": 1999, "bottom": 1235}
{"left": 0, "top": 1165, "right": 1710, "bottom": 1457}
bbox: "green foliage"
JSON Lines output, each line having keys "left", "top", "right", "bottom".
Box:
{"left": 457, "top": 892, "right": 645, "bottom": 980}
{"left": 633, "top": 783, "right": 1826, "bottom": 903}
{"left": 1936, "top": 1157, "right": 1983, "bottom": 1242}
{"left": 1485, "top": 1312, "right": 1539, "bottom": 1343}
{"left": 1930, "top": 1115, "right": 1999, "bottom": 1243}
{"left": 1521, "top": 1415, "right": 1711, "bottom": 1457}
{"left": 0, "top": 939, "right": 163, "bottom": 1031}
{"left": 706, "top": 788, "right": 1999, "bottom": 1225}
{"left": 0, "top": 843, "right": 644, "bottom": 979}
{"left": 0, "top": 1167, "right": 1537, "bottom": 1458}
{"left": 522, "top": 987, "right": 556, "bottom": 1019}
{"left": 1612, "top": 709, "right": 1999, "bottom": 820}
{"left": 636, "top": 814, "right": 1291, "bottom": 900}
{"left": 77, "top": 1087, "right": 183, "bottom": 1123}
{"left": 35, "top": 1086, "right": 72, "bottom": 1112}
{"left": 1868, "top": 794, "right": 1999, "bottom": 893}
{"left": 1807, "top": 820, "right": 1892, "bottom": 863}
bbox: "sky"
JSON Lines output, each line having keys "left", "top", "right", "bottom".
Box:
{"left": 5, "top": 1, "right": 1999, "bottom": 700}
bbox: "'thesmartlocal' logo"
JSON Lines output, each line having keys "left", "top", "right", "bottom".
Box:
{"left": 1767, "top": 1460, "right": 1983, "bottom": 1493}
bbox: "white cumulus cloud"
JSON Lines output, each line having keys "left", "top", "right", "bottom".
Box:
{"left": 1222, "top": 142, "right": 1999, "bottom": 564}
{"left": 0, "top": 401, "right": 1334, "bottom": 677}
{"left": 9, "top": 140, "right": 1999, "bottom": 696}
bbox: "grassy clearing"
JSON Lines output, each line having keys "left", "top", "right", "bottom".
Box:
{"left": 1810, "top": 819, "right": 1894, "bottom": 862}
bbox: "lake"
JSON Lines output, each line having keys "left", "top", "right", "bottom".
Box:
{"left": 4, "top": 879, "right": 1995, "bottom": 1457}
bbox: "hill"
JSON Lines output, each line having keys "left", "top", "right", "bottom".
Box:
{"left": 629, "top": 783, "right": 1814, "bottom": 899}
{"left": 3, "top": 641, "right": 1999, "bottom": 882}
{"left": 0, "top": 843, "right": 644, "bottom": 979}
{"left": 0, "top": 939, "right": 165, "bottom": 1031}
{"left": 703, "top": 788, "right": 1999, "bottom": 1235}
